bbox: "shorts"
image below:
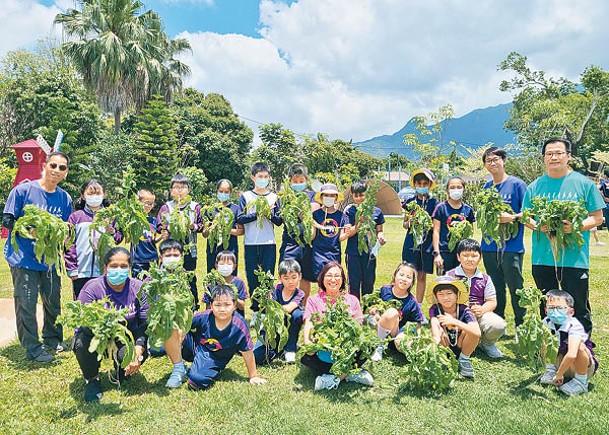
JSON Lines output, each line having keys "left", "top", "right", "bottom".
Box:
{"left": 402, "top": 248, "right": 434, "bottom": 274}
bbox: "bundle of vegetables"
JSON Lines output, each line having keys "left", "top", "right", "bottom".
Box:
{"left": 251, "top": 269, "right": 290, "bottom": 355}
{"left": 404, "top": 201, "right": 433, "bottom": 248}
{"left": 354, "top": 180, "right": 380, "bottom": 254}
{"left": 397, "top": 323, "right": 458, "bottom": 393}
{"left": 298, "top": 297, "right": 380, "bottom": 377}
{"left": 201, "top": 269, "right": 237, "bottom": 301}
{"left": 245, "top": 195, "right": 271, "bottom": 229}
{"left": 11, "top": 204, "right": 75, "bottom": 275}
{"left": 361, "top": 287, "right": 402, "bottom": 316}
{"left": 515, "top": 287, "right": 558, "bottom": 371}
{"left": 201, "top": 203, "right": 234, "bottom": 250}
{"left": 138, "top": 263, "right": 194, "bottom": 348}
{"left": 475, "top": 188, "right": 519, "bottom": 246}
{"left": 278, "top": 181, "right": 313, "bottom": 247}
{"left": 58, "top": 298, "right": 135, "bottom": 369}
{"left": 167, "top": 196, "right": 192, "bottom": 242}
{"left": 447, "top": 220, "right": 474, "bottom": 251}
{"left": 521, "top": 197, "right": 587, "bottom": 262}
{"left": 90, "top": 168, "right": 149, "bottom": 260}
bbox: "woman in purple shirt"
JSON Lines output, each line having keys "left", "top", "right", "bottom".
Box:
{"left": 73, "top": 247, "right": 149, "bottom": 403}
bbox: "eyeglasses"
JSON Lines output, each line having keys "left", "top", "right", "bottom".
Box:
{"left": 141, "top": 201, "right": 155, "bottom": 207}
{"left": 49, "top": 162, "right": 68, "bottom": 171}
{"left": 324, "top": 274, "right": 342, "bottom": 279}
{"left": 547, "top": 305, "right": 568, "bottom": 310}
{"left": 484, "top": 157, "right": 502, "bottom": 164}
{"left": 172, "top": 186, "right": 189, "bottom": 191}
{"left": 544, "top": 151, "right": 568, "bottom": 158}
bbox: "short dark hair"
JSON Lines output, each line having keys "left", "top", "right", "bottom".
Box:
{"left": 73, "top": 179, "right": 110, "bottom": 211}
{"left": 216, "top": 179, "right": 233, "bottom": 190}
{"left": 170, "top": 173, "right": 191, "bottom": 190}
{"left": 350, "top": 179, "right": 368, "bottom": 194}
{"left": 278, "top": 259, "right": 301, "bottom": 276}
{"left": 288, "top": 163, "right": 308, "bottom": 178}
{"left": 215, "top": 250, "right": 237, "bottom": 265}
{"left": 251, "top": 162, "right": 270, "bottom": 176}
{"left": 413, "top": 173, "right": 431, "bottom": 184}
{"left": 210, "top": 284, "right": 237, "bottom": 302}
{"left": 159, "top": 238, "right": 183, "bottom": 255}
{"left": 103, "top": 247, "right": 131, "bottom": 267}
{"left": 542, "top": 138, "right": 572, "bottom": 155}
{"left": 45, "top": 151, "right": 70, "bottom": 166}
{"left": 482, "top": 147, "right": 507, "bottom": 163}
{"left": 546, "top": 289, "right": 574, "bottom": 308}
{"left": 456, "top": 238, "right": 481, "bottom": 255}
{"left": 317, "top": 261, "right": 346, "bottom": 293}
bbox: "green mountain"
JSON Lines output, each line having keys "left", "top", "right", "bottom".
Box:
{"left": 354, "top": 102, "right": 515, "bottom": 158}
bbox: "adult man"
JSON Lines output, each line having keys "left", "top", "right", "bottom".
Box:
{"left": 480, "top": 147, "right": 527, "bottom": 330}
{"left": 2, "top": 152, "right": 73, "bottom": 362}
{"left": 522, "top": 139, "right": 604, "bottom": 333}
{"left": 599, "top": 169, "right": 609, "bottom": 233}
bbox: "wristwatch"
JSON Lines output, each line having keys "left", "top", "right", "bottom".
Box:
{"left": 432, "top": 250, "right": 440, "bottom": 257}
{"left": 137, "top": 354, "right": 144, "bottom": 363}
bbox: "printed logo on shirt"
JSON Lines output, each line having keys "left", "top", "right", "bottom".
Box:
{"left": 581, "top": 272, "right": 589, "bottom": 279}
{"left": 320, "top": 218, "right": 340, "bottom": 237}
{"left": 200, "top": 337, "right": 223, "bottom": 351}
{"left": 446, "top": 213, "right": 466, "bottom": 226}
{"left": 139, "top": 229, "right": 153, "bottom": 242}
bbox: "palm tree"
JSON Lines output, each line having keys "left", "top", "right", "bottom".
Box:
{"left": 55, "top": 0, "right": 190, "bottom": 132}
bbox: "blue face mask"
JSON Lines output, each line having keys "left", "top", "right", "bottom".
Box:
{"left": 107, "top": 267, "right": 130, "bottom": 285}
{"left": 255, "top": 178, "right": 269, "bottom": 188}
{"left": 547, "top": 308, "right": 569, "bottom": 325}
{"left": 291, "top": 183, "right": 307, "bottom": 192}
{"left": 217, "top": 192, "right": 230, "bottom": 202}
{"left": 416, "top": 187, "right": 429, "bottom": 195}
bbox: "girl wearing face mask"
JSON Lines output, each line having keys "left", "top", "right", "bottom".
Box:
{"left": 73, "top": 247, "right": 149, "bottom": 402}
{"left": 203, "top": 179, "right": 244, "bottom": 276}
{"left": 431, "top": 177, "right": 476, "bottom": 273}
{"left": 65, "top": 180, "right": 122, "bottom": 299}
{"left": 202, "top": 251, "right": 249, "bottom": 317}
{"left": 311, "top": 184, "right": 350, "bottom": 280}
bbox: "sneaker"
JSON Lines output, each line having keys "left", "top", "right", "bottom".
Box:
{"left": 166, "top": 364, "right": 188, "bottom": 388}
{"left": 420, "top": 316, "right": 429, "bottom": 326}
{"left": 514, "top": 331, "right": 519, "bottom": 345}
{"left": 370, "top": 344, "right": 384, "bottom": 362}
{"left": 540, "top": 367, "right": 557, "bottom": 385}
{"left": 31, "top": 350, "right": 55, "bottom": 363}
{"left": 481, "top": 343, "right": 503, "bottom": 359}
{"left": 596, "top": 241, "right": 606, "bottom": 246}
{"left": 284, "top": 351, "right": 296, "bottom": 363}
{"left": 346, "top": 370, "right": 374, "bottom": 386}
{"left": 458, "top": 359, "right": 475, "bottom": 378}
{"left": 559, "top": 378, "right": 588, "bottom": 396}
{"left": 45, "top": 342, "right": 70, "bottom": 354}
{"left": 249, "top": 312, "right": 265, "bottom": 329}
{"left": 84, "top": 378, "right": 103, "bottom": 403}
{"left": 314, "top": 374, "right": 340, "bottom": 391}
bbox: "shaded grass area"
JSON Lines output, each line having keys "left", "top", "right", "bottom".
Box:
{"left": 0, "top": 218, "right": 607, "bottom": 433}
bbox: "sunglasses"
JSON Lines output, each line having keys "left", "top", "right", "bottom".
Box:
{"left": 49, "top": 162, "right": 68, "bottom": 171}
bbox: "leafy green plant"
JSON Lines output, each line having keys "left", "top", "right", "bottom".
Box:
{"left": 475, "top": 188, "right": 519, "bottom": 247}
{"left": 447, "top": 220, "right": 474, "bottom": 251}
{"left": 202, "top": 202, "right": 234, "bottom": 250}
{"left": 298, "top": 297, "right": 380, "bottom": 377}
{"left": 397, "top": 323, "right": 458, "bottom": 393}
{"left": 515, "top": 287, "right": 558, "bottom": 371}
{"left": 201, "top": 269, "right": 238, "bottom": 302}
{"left": 354, "top": 180, "right": 380, "bottom": 254}
{"left": 246, "top": 196, "right": 271, "bottom": 229}
{"left": 521, "top": 197, "right": 587, "bottom": 263}
{"left": 361, "top": 287, "right": 402, "bottom": 316}
{"left": 58, "top": 299, "right": 135, "bottom": 369}
{"left": 167, "top": 196, "right": 192, "bottom": 242}
{"left": 278, "top": 181, "right": 313, "bottom": 247}
{"left": 251, "top": 269, "right": 290, "bottom": 355}
{"left": 404, "top": 201, "right": 433, "bottom": 248}
{"left": 11, "top": 204, "right": 75, "bottom": 275}
{"left": 138, "top": 263, "right": 194, "bottom": 348}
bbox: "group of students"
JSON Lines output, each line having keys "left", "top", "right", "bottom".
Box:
{"left": 2, "top": 139, "right": 602, "bottom": 402}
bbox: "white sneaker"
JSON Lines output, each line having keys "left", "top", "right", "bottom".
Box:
{"left": 346, "top": 370, "right": 374, "bottom": 386}
{"left": 370, "top": 344, "right": 384, "bottom": 362}
{"left": 314, "top": 374, "right": 340, "bottom": 391}
{"left": 481, "top": 343, "right": 503, "bottom": 359}
{"left": 284, "top": 351, "right": 296, "bottom": 363}
{"left": 596, "top": 241, "right": 605, "bottom": 246}
{"left": 249, "top": 312, "right": 265, "bottom": 328}
{"left": 540, "top": 367, "right": 557, "bottom": 385}
{"left": 559, "top": 378, "right": 589, "bottom": 396}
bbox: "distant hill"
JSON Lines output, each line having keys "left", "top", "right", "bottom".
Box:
{"left": 354, "top": 102, "right": 516, "bottom": 158}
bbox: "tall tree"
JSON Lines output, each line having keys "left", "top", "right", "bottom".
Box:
{"left": 251, "top": 123, "right": 300, "bottom": 184}
{"left": 403, "top": 104, "right": 454, "bottom": 170}
{"left": 55, "top": 0, "right": 191, "bottom": 132}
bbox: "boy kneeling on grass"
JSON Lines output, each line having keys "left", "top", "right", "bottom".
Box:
{"left": 163, "top": 284, "right": 266, "bottom": 390}
{"left": 540, "top": 289, "right": 598, "bottom": 396}
{"left": 429, "top": 276, "right": 481, "bottom": 378}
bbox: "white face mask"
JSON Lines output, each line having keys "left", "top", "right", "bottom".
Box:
{"left": 162, "top": 256, "right": 182, "bottom": 270}
{"left": 449, "top": 189, "right": 464, "bottom": 201}
{"left": 217, "top": 264, "right": 234, "bottom": 277}
{"left": 85, "top": 195, "right": 103, "bottom": 207}
{"left": 322, "top": 197, "right": 336, "bottom": 207}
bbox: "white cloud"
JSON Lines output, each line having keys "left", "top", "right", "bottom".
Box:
{"left": 181, "top": 0, "right": 609, "bottom": 142}
{"left": 0, "top": 1, "right": 60, "bottom": 57}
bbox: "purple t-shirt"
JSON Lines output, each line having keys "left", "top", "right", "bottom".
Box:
{"left": 77, "top": 276, "right": 149, "bottom": 346}
{"left": 481, "top": 176, "right": 527, "bottom": 253}
{"left": 429, "top": 303, "right": 477, "bottom": 348}
{"left": 189, "top": 310, "right": 253, "bottom": 364}
{"left": 3, "top": 180, "right": 72, "bottom": 271}
{"left": 344, "top": 204, "right": 385, "bottom": 255}
{"left": 431, "top": 201, "right": 476, "bottom": 252}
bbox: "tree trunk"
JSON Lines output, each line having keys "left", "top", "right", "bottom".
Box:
{"left": 114, "top": 110, "right": 121, "bottom": 133}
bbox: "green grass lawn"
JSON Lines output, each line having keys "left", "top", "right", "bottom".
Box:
{"left": 1, "top": 218, "right": 608, "bottom": 434}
